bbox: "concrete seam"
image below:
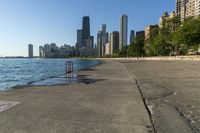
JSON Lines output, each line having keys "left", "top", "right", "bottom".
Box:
{"left": 126, "top": 65, "right": 157, "bottom": 133}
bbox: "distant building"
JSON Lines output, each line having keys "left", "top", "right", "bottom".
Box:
{"left": 145, "top": 25, "right": 159, "bottom": 41}
{"left": 110, "top": 31, "right": 119, "bottom": 55}
{"left": 77, "top": 29, "right": 82, "bottom": 48}
{"left": 102, "top": 24, "right": 108, "bottom": 55}
{"left": 74, "top": 16, "right": 95, "bottom": 57}
{"left": 130, "top": 30, "right": 135, "bottom": 45}
{"left": 82, "top": 16, "right": 90, "bottom": 47}
{"left": 86, "top": 36, "right": 94, "bottom": 49}
{"left": 105, "top": 43, "right": 110, "bottom": 55}
{"left": 97, "top": 24, "right": 109, "bottom": 57}
{"left": 120, "top": 15, "right": 128, "bottom": 49}
{"left": 28, "top": 44, "right": 33, "bottom": 58}
{"left": 97, "top": 30, "right": 102, "bottom": 57}
{"left": 44, "top": 44, "right": 51, "bottom": 58}
{"left": 39, "top": 46, "right": 44, "bottom": 58}
{"left": 159, "top": 12, "right": 176, "bottom": 28}
{"left": 136, "top": 31, "right": 145, "bottom": 43}
{"left": 50, "top": 43, "right": 57, "bottom": 53}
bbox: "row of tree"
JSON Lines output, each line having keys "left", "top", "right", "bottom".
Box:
{"left": 116, "top": 16, "right": 200, "bottom": 57}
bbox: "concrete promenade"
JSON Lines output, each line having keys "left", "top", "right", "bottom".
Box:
{"left": 0, "top": 60, "right": 153, "bottom": 133}
{"left": 123, "top": 60, "right": 200, "bottom": 133}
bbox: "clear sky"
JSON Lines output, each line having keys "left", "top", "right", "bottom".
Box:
{"left": 0, "top": 0, "right": 175, "bottom": 56}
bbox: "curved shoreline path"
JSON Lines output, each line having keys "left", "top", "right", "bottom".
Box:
{"left": 0, "top": 60, "right": 153, "bottom": 133}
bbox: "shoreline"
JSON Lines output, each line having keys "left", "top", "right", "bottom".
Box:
{"left": 0, "top": 59, "right": 102, "bottom": 92}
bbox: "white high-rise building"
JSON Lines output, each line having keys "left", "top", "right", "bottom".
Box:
{"left": 120, "top": 15, "right": 128, "bottom": 49}
{"left": 178, "top": 0, "right": 200, "bottom": 21}
{"left": 195, "top": 0, "right": 200, "bottom": 16}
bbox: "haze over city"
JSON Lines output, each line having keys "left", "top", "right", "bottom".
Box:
{"left": 0, "top": 0, "right": 174, "bottom": 56}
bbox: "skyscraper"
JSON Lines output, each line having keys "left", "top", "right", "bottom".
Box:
{"left": 76, "top": 29, "right": 82, "bottom": 47}
{"left": 110, "top": 31, "right": 119, "bottom": 55}
{"left": 97, "top": 30, "right": 102, "bottom": 57}
{"left": 130, "top": 30, "right": 135, "bottom": 45}
{"left": 97, "top": 24, "right": 109, "bottom": 57}
{"left": 28, "top": 44, "right": 33, "bottom": 58}
{"left": 120, "top": 15, "right": 128, "bottom": 49}
{"left": 82, "top": 16, "right": 90, "bottom": 47}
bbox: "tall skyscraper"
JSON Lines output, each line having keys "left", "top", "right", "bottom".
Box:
{"left": 120, "top": 15, "right": 128, "bottom": 49}
{"left": 82, "top": 16, "right": 90, "bottom": 47}
{"left": 110, "top": 31, "right": 119, "bottom": 55}
{"left": 28, "top": 44, "right": 33, "bottom": 58}
{"left": 130, "top": 30, "right": 135, "bottom": 45}
{"left": 77, "top": 29, "right": 82, "bottom": 48}
{"left": 97, "top": 24, "right": 109, "bottom": 57}
{"left": 102, "top": 24, "right": 107, "bottom": 56}
{"left": 97, "top": 30, "right": 102, "bottom": 57}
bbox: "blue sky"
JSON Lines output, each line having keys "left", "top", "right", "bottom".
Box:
{"left": 0, "top": 0, "right": 175, "bottom": 56}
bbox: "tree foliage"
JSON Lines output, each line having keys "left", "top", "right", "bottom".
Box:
{"left": 173, "top": 17, "right": 200, "bottom": 52}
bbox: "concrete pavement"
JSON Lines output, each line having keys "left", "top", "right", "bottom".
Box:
{"left": 0, "top": 60, "right": 153, "bottom": 133}
{"left": 124, "top": 60, "right": 200, "bottom": 133}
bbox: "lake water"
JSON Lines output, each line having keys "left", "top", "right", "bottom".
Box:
{"left": 0, "top": 58, "right": 100, "bottom": 91}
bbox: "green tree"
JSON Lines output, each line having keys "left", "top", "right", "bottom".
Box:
{"left": 118, "top": 47, "right": 127, "bottom": 57}
{"left": 173, "top": 17, "right": 200, "bottom": 53}
{"left": 135, "top": 33, "right": 145, "bottom": 57}
{"left": 148, "top": 16, "right": 181, "bottom": 56}
{"left": 150, "top": 34, "right": 173, "bottom": 56}
{"left": 127, "top": 43, "right": 139, "bottom": 57}
{"left": 145, "top": 26, "right": 159, "bottom": 56}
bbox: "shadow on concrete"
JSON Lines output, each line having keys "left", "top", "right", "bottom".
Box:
{"left": 78, "top": 74, "right": 106, "bottom": 85}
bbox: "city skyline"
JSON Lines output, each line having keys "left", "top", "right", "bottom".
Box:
{"left": 0, "top": 0, "right": 175, "bottom": 56}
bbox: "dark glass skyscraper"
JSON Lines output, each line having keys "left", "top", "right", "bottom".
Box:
{"left": 82, "top": 16, "right": 90, "bottom": 41}
{"left": 130, "top": 30, "right": 135, "bottom": 45}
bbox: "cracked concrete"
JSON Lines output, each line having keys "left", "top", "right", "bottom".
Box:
{"left": 0, "top": 60, "right": 153, "bottom": 133}
{"left": 123, "top": 60, "right": 200, "bottom": 133}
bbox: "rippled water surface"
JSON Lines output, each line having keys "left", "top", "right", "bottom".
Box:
{"left": 0, "top": 59, "right": 100, "bottom": 91}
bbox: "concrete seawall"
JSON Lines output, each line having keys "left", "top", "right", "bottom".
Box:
{"left": 101, "top": 56, "right": 200, "bottom": 61}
